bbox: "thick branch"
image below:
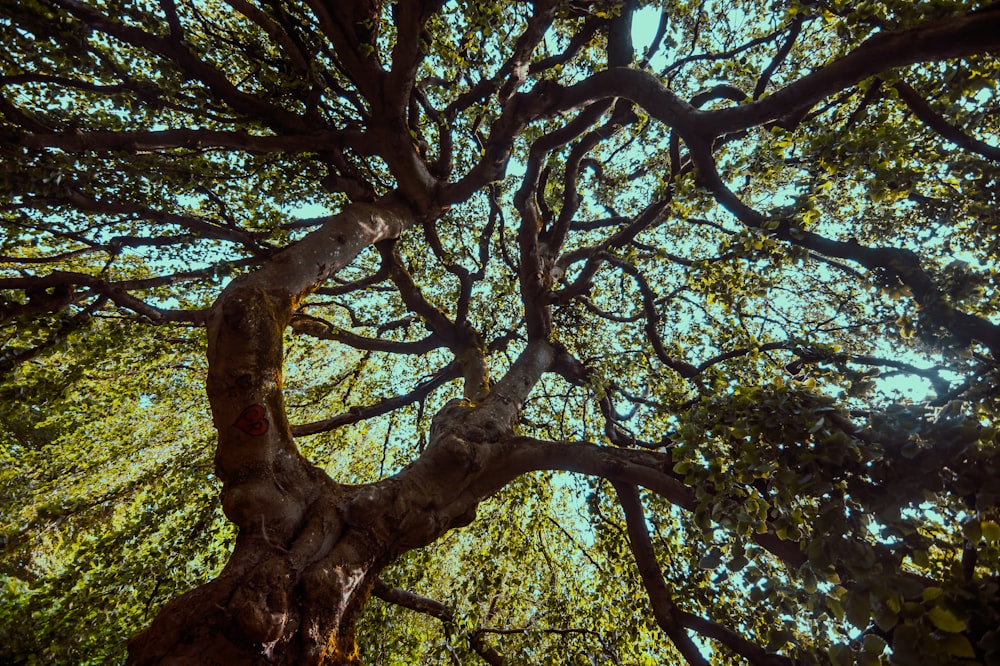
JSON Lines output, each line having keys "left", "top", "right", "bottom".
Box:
{"left": 613, "top": 482, "right": 709, "bottom": 666}
{"left": 17, "top": 128, "right": 365, "bottom": 155}
{"left": 449, "top": 11, "right": 1000, "bottom": 205}
{"left": 703, "top": 10, "right": 1000, "bottom": 134}
{"left": 480, "top": 340, "right": 555, "bottom": 425}
{"left": 206, "top": 197, "right": 414, "bottom": 522}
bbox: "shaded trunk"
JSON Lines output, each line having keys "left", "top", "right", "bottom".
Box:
{"left": 125, "top": 199, "right": 523, "bottom": 664}
{"left": 126, "top": 403, "right": 514, "bottom": 664}
{"left": 127, "top": 202, "right": 413, "bottom": 664}
{"left": 126, "top": 491, "right": 379, "bottom": 665}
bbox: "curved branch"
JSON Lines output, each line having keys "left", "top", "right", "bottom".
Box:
{"left": 603, "top": 254, "right": 699, "bottom": 378}
{"left": 544, "top": 102, "right": 638, "bottom": 253}
{"left": 379, "top": 241, "right": 489, "bottom": 398}
{"left": 20, "top": 187, "right": 264, "bottom": 249}
{"left": 0, "top": 271, "right": 209, "bottom": 325}
{"left": 693, "top": 149, "right": 1000, "bottom": 356}
{"left": 384, "top": 1, "right": 444, "bottom": 118}
{"left": 481, "top": 437, "right": 692, "bottom": 510}
{"left": 614, "top": 483, "right": 794, "bottom": 666}
{"left": 893, "top": 79, "right": 1000, "bottom": 162}
{"left": 51, "top": 0, "right": 314, "bottom": 133}
{"left": 290, "top": 312, "right": 442, "bottom": 354}
{"left": 677, "top": 610, "right": 793, "bottom": 666}
{"left": 752, "top": 14, "right": 804, "bottom": 100}
{"left": 221, "top": 0, "right": 311, "bottom": 74}
{"left": 291, "top": 362, "right": 459, "bottom": 437}
{"left": 613, "top": 482, "right": 710, "bottom": 666}
{"left": 703, "top": 10, "right": 1000, "bottom": 134}
{"left": 372, "top": 580, "right": 504, "bottom": 665}
{"left": 554, "top": 198, "right": 672, "bottom": 304}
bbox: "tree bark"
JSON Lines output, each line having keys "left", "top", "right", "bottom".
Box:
{"left": 128, "top": 200, "right": 416, "bottom": 665}
{"left": 126, "top": 190, "right": 566, "bottom": 664}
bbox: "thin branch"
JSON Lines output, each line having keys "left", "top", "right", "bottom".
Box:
{"left": 289, "top": 312, "right": 442, "bottom": 354}
{"left": 291, "top": 363, "right": 460, "bottom": 437}
{"left": 372, "top": 580, "right": 504, "bottom": 665}
{"left": 0, "top": 271, "right": 209, "bottom": 325}
{"left": 893, "top": 79, "right": 1000, "bottom": 162}
{"left": 17, "top": 128, "right": 362, "bottom": 154}
{"left": 692, "top": 142, "right": 1000, "bottom": 356}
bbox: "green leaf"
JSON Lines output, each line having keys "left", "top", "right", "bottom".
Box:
{"left": 846, "top": 591, "right": 871, "bottom": 630}
{"left": 928, "top": 606, "right": 967, "bottom": 633}
{"left": 982, "top": 521, "right": 1000, "bottom": 544}
{"left": 874, "top": 604, "right": 898, "bottom": 633}
{"left": 893, "top": 624, "right": 921, "bottom": 657}
{"left": 698, "top": 549, "right": 722, "bottom": 569}
{"left": 862, "top": 634, "right": 886, "bottom": 655}
{"left": 727, "top": 553, "right": 749, "bottom": 572}
{"left": 829, "top": 644, "right": 853, "bottom": 666}
{"left": 826, "top": 596, "right": 845, "bottom": 622}
{"left": 940, "top": 634, "right": 976, "bottom": 659}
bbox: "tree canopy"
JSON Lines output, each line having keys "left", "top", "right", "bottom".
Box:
{"left": 2, "top": 0, "right": 1000, "bottom": 664}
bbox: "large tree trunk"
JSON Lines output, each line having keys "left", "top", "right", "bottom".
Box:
{"left": 127, "top": 401, "right": 518, "bottom": 664}
{"left": 125, "top": 195, "right": 538, "bottom": 664}
{"left": 127, "top": 201, "right": 416, "bottom": 665}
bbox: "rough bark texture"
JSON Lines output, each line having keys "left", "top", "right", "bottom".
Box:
{"left": 124, "top": 179, "right": 560, "bottom": 663}
{"left": 129, "top": 201, "right": 420, "bottom": 664}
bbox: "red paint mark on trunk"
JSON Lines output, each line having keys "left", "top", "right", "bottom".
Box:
{"left": 234, "top": 404, "right": 269, "bottom": 436}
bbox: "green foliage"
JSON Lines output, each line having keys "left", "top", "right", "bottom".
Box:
{"left": 0, "top": 320, "right": 230, "bottom": 664}
{"left": 2, "top": 0, "right": 1000, "bottom": 663}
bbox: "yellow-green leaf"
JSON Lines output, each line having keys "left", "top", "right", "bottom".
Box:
{"left": 928, "top": 607, "right": 967, "bottom": 633}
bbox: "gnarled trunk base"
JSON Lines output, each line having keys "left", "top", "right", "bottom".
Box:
{"left": 127, "top": 479, "right": 380, "bottom": 666}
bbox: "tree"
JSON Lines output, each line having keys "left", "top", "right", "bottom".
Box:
{"left": 2, "top": 0, "right": 1000, "bottom": 663}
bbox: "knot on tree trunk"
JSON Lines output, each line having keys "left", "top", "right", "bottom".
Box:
{"left": 430, "top": 397, "right": 515, "bottom": 443}
{"left": 227, "top": 557, "right": 293, "bottom": 645}
{"left": 297, "top": 560, "right": 372, "bottom": 665}
{"left": 218, "top": 282, "right": 292, "bottom": 340}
